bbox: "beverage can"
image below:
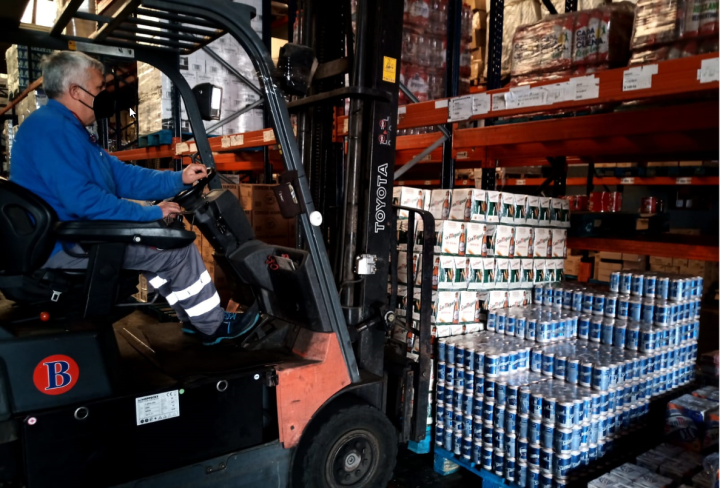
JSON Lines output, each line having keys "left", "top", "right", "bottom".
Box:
{"left": 620, "top": 272, "right": 632, "bottom": 295}
{"left": 609, "top": 272, "right": 620, "bottom": 293}
{"left": 657, "top": 277, "right": 670, "bottom": 300}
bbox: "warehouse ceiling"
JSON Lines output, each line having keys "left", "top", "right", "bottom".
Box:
{"left": 0, "top": 0, "right": 32, "bottom": 73}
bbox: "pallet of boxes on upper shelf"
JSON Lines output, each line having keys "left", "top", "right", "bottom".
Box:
{"left": 390, "top": 186, "right": 570, "bottom": 361}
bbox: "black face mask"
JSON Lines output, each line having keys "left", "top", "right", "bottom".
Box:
{"left": 78, "top": 85, "right": 116, "bottom": 120}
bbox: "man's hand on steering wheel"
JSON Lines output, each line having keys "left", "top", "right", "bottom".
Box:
{"left": 158, "top": 201, "right": 181, "bottom": 218}
{"left": 182, "top": 162, "right": 208, "bottom": 184}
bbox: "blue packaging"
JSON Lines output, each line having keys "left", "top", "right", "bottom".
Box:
{"left": 526, "top": 317, "right": 538, "bottom": 341}
{"left": 541, "top": 421, "right": 555, "bottom": 449}
{"left": 580, "top": 423, "right": 589, "bottom": 446}
{"left": 531, "top": 348, "right": 543, "bottom": 372}
{"left": 506, "top": 432, "right": 517, "bottom": 458}
{"left": 588, "top": 443, "right": 598, "bottom": 461}
{"left": 518, "top": 413, "right": 529, "bottom": 439}
{"left": 499, "top": 353, "right": 510, "bottom": 375}
{"left": 579, "top": 446, "right": 590, "bottom": 466}
{"left": 528, "top": 443, "right": 541, "bottom": 467}
{"left": 461, "top": 435, "right": 473, "bottom": 460}
{"left": 504, "top": 456, "right": 516, "bottom": 481}
{"left": 482, "top": 421, "right": 494, "bottom": 445}
{"left": 465, "top": 371, "right": 475, "bottom": 394}
{"left": 591, "top": 393, "right": 601, "bottom": 417}
{"left": 530, "top": 393, "right": 543, "bottom": 420}
{"left": 437, "top": 361, "right": 447, "bottom": 383}
{"left": 554, "top": 427, "right": 573, "bottom": 455}
{"left": 517, "top": 460, "right": 528, "bottom": 487}
{"left": 506, "top": 315, "right": 516, "bottom": 336}
{"left": 593, "top": 294, "right": 606, "bottom": 316}
{"left": 570, "top": 450, "right": 581, "bottom": 469}
{"left": 644, "top": 275, "right": 657, "bottom": 298}
{"left": 605, "top": 293, "right": 618, "bottom": 317}
{"left": 553, "top": 288, "right": 564, "bottom": 309}
{"left": 556, "top": 401, "right": 574, "bottom": 428}
{"left": 463, "top": 391, "right": 474, "bottom": 415}
{"left": 629, "top": 299, "right": 642, "bottom": 322}
{"left": 493, "top": 428, "right": 505, "bottom": 451}
{"left": 455, "top": 344, "right": 465, "bottom": 366}
{"left": 508, "top": 352, "right": 519, "bottom": 374}
{"left": 554, "top": 355, "right": 567, "bottom": 380}
{"left": 543, "top": 288, "right": 554, "bottom": 307}
{"left": 613, "top": 322, "right": 627, "bottom": 348}
{"left": 516, "top": 316, "right": 527, "bottom": 339}
{"left": 472, "top": 439, "right": 482, "bottom": 464}
{"left": 519, "top": 387, "right": 531, "bottom": 415}
{"left": 444, "top": 386, "right": 454, "bottom": 406}
{"left": 485, "top": 377, "right": 496, "bottom": 400}
{"left": 481, "top": 442, "right": 493, "bottom": 470}
{"left": 588, "top": 420, "right": 598, "bottom": 445}
{"left": 572, "top": 290, "right": 583, "bottom": 312}
{"left": 474, "top": 376, "right": 485, "bottom": 397}
{"left": 496, "top": 313, "right": 506, "bottom": 334}
{"left": 582, "top": 293, "right": 594, "bottom": 314}
{"left": 463, "top": 414, "right": 473, "bottom": 438}
{"left": 443, "top": 426, "right": 453, "bottom": 451}
{"left": 538, "top": 321, "right": 552, "bottom": 343}
{"left": 554, "top": 453, "right": 571, "bottom": 479}
{"left": 487, "top": 310, "right": 497, "bottom": 330}
{"left": 626, "top": 325, "right": 640, "bottom": 350}
{"left": 642, "top": 300, "right": 655, "bottom": 325}
{"left": 482, "top": 399, "right": 495, "bottom": 423}
{"left": 578, "top": 315, "right": 590, "bottom": 340}
{"left": 607, "top": 388, "right": 616, "bottom": 412}
{"left": 485, "top": 354, "right": 499, "bottom": 377}
{"left": 589, "top": 317, "right": 602, "bottom": 343}
{"left": 464, "top": 348, "right": 475, "bottom": 370}
{"left": 493, "top": 449, "right": 504, "bottom": 476}
{"left": 437, "top": 340, "right": 447, "bottom": 363}
{"left": 620, "top": 272, "right": 632, "bottom": 295}
{"left": 565, "top": 359, "right": 578, "bottom": 385}
{"left": 657, "top": 276, "right": 669, "bottom": 300}
{"left": 473, "top": 415, "right": 483, "bottom": 438}
{"left": 571, "top": 425, "right": 581, "bottom": 451}
{"left": 455, "top": 368, "right": 465, "bottom": 390}
{"left": 669, "top": 278, "right": 683, "bottom": 301}
{"left": 573, "top": 398, "right": 583, "bottom": 424}
{"left": 473, "top": 349, "right": 484, "bottom": 374}
{"left": 579, "top": 362, "right": 593, "bottom": 388}
{"left": 631, "top": 274, "right": 644, "bottom": 296}
{"left": 453, "top": 386, "right": 463, "bottom": 406}
{"left": 506, "top": 407, "right": 517, "bottom": 433}
{"left": 446, "top": 363, "right": 456, "bottom": 385}
{"left": 610, "top": 271, "right": 620, "bottom": 293}
{"left": 496, "top": 381, "right": 507, "bottom": 405}
{"left": 494, "top": 405, "right": 505, "bottom": 430}
{"left": 618, "top": 295, "right": 630, "bottom": 319}
{"left": 540, "top": 447, "right": 553, "bottom": 473}
{"left": 529, "top": 417, "right": 542, "bottom": 444}
{"left": 453, "top": 430, "right": 463, "bottom": 455}
{"left": 534, "top": 285, "right": 544, "bottom": 305}
{"left": 507, "top": 385, "right": 519, "bottom": 408}
{"left": 542, "top": 353, "right": 555, "bottom": 377}
{"left": 601, "top": 320, "right": 614, "bottom": 345}
{"left": 563, "top": 289, "right": 573, "bottom": 310}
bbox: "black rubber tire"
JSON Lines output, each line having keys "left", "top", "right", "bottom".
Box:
{"left": 292, "top": 401, "right": 398, "bottom": 488}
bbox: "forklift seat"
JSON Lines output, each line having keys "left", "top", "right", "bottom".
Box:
{"left": 0, "top": 178, "right": 196, "bottom": 318}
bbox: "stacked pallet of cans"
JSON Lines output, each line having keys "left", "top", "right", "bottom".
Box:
{"left": 433, "top": 275, "right": 700, "bottom": 487}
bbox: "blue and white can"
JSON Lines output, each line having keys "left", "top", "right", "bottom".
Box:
{"left": 446, "top": 362, "right": 456, "bottom": 386}
{"left": 626, "top": 325, "right": 640, "bottom": 350}
{"left": 487, "top": 311, "right": 497, "bottom": 330}
{"left": 435, "top": 421, "right": 444, "bottom": 446}
{"left": 482, "top": 399, "right": 495, "bottom": 423}
{"left": 657, "top": 277, "right": 670, "bottom": 300}
{"left": 534, "top": 285, "right": 544, "bottom": 305}
{"left": 543, "top": 288, "right": 554, "bottom": 307}
{"left": 507, "top": 385, "right": 519, "bottom": 409}
{"left": 453, "top": 386, "right": 463, "bottom": 406}
{"left": 482, "top": 421, "right": 494, "bottom": 445}
{"left": 443, "top": 425, "right": 453, "bottom": 451}
{"left": 474, "top": 376, "right": 485, "bottom": 397}
{"left": 526, "top": 317, "right": 538, "bottom": 341}
{"left": 640, "top": 326, "right": 656, "bottom": 353}
{"left": 472, "top": 439, "right": 482, "bottom": 464}
{"left": 601, "top": 320, "right": 614, "bottom": 345}
{"left": 464, "top": 348, "right": 475, "bottom": 370}
{"left": 492, "top": 449, "right": 504, "bottom": 476}
{"left": 485, "top": 377, "right": 496, "bottom": 400}
{"left": 655, "top": 301, "right": 670, "bottom": 326}
{"left": 493, "top": 428, "right": 505, "bottom": 451}
{"left": 499, "top": 353, "right": 510, "bottom": 375}
{"left": 541, "top": 421, "right": 555, "bottom": 449}
{"left": 644, "top": 275, "right": 657, "bottom": 298}
{"left": 605, "top": 293, "right": 618, "bottom": 317}
{"left": 506, "top": 407, "right": 517, "bottom": 434}
{"left": 572, "top": 290, "right": 584, "bottom": 312}
{"left": 571, "top": 425, "right": 581, "bottom": 451}
{"left": 504, "top": 456, "right": 516, "bottom": 481}
{"left": 593, "top": 294, "right": 605, "bottom": 316}
{"left": 528, "top": 444, "right": 541, "bottom": 467}
{"left": 613, "top": 322, "right": 627, "bottom": 348}
{"left": 563, "top": 289, "right": 573, "bottom": 310}
{"left": 473, "top": 349, "right": 484, "bottom": 374}
{"left": 579, "top": 362, "right": 593, "bottom": 388}
{"left": 629, "top": 299, "right": 642, "bottom": 322}
{"left": 455, "top": 345, "right": 465, "bottom": 366}
{"left": 506, "top": 432, "right": 517, "bottom": 459}
{"left": 542, "top": 353, "right": 555, "bottom": 377}
{"left": 589, "top": 317, "right": 602, "bottom": 343}
{"left": 519, "top": 413, "right": 529, "bottom": 439}
{"left": 588, "top": 443, "right": 598, "bottom": 461}
{"left": 437, "top": 340, "right": 447, "bottom": 363}
{"left": 481, "top": 443, "right": 493, "bottom": 470}
{"left": 463, "top": 392, "right": 474, "bottom": 416}
{"left": 609, "top": 271, "right": 620, "bottom": 293}
{"left": 531, "top": 349, "right": 542, "bottom": 372}
{"left": 494, "top": 405, "right": 505, "bottom": 431}
{"left": 506, "top": 315, "right": 516, "bottom": 336}
{"left": 553, "top": 288, "right": 564, "bottom": 310}
{"left": 556, "top": 401, "right": 574, "bottom": 428}
{"left": 529, "top": 416, "right": 542, "bottom": 444}
{"left": 553, "top": 453, "right": 571, "bottom": 479}
{"left": 485, "top": 355, "right": 499, "bottom": 377}
{"left": 530, "top": 393, "right": 544, "bottom": 420}
{"left": 554, "top": 427, "right": 573, "bottom": 455}
{"left": 496, "top": 313, "right": 506, "bottom": 334}
{"left": 461, "top": 436, "right": 473, "bottom": 460}
{"left": 473, "top": 415, "right": 483, "bottom": 438}
{"left": 538, "top": 321, "right": 552, "bottom": 343}
{"left": 578, "top": 315, "right": 591, "bottom": 340}
{"left": 516, "top": 316, "right": 527, "bottom": 339}
{"left": 496, "top": 381, "right": 507, "bottom": 405}
{"left": 567, "top": 359, "right": 580, "bottom": 385}
{"left": 540, "top": 447, "right": 554, "bottom": 473}
{"left": 519, "top": 387, "right": 531, "bottom": 415}
{"left": 570, "top": 450, "right": 581, "bottom": 469}
{"left": 631, "top": 274, "right": 644, "bottom": 297}
{"left": 618, "top": 295, "right": 630, "bottom": 319}
{"left": 620, "top": 272, "right": 632, "bottom": 295}
{"left": 642, "top": 300, "right": 655, "bottom": 325}
{"left": 579, "top": 423, "right": 589, "bottom": 446}
{"left": 517, "top": 460, "right": 528, "bottom": 487}
{"left": 669, "top": 278, "right": 683, "bottom": 302}
{"left": 554, "top": 356, "right": 567, "bottom": 380}
{"left": 455, "top": 368, "right": 465, "bottom": 390}
{"left": 592, "top": 365, "right": 610, "bottom": 391}
{"left": 582, "top": 293, "right": 594, "bottom": 314}
{"left": 452, "top": 430, "right": 462, "bottom": 455}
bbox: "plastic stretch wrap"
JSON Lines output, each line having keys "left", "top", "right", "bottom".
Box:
{"left": 485, "top": 0, "right": 542, "bottom": 78}
{"left": 510, "top": 3, "right": 635, "bottom": 79}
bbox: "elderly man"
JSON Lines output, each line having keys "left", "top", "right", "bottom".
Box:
{"left": 10, "top": 50, "right": 258, "bottom": 345}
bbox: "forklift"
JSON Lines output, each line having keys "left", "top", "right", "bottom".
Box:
{"left": 0, "top": 0, "right": 435, "bottom": 486}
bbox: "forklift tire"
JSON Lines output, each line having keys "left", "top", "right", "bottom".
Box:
{"left": 292, "top": 401, "right": 398, "bottom": 488}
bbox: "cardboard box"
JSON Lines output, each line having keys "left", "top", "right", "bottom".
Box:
{"left": 437, "top": 255, "right": 458, "bottom": 290}
{"left": 533, "top": 228, "right": 551, "bottom": 258}
{"left": 509, "top": 259, "right": 522, "bottom": 288}
{"left": 494, "top": 225, "right": 515, "bottom": 257}
{"left": 467, "top": 257, "right": 485, "bottom": 290}
{"left": 526, "top": 196, "right": 540, "bottom": 226}
{"left": 470, "top": 189, "right": 487, "bottom": 222}
{"left": 533, "top": 259, "right": 547, "bottom": 283}
{"left": 515, "top": 226, "right": 533, "bottom": 258}
{"left": 450, "top": 188, "right": 474, "bottom": 221}
{"left": 428, "top": 189, "right": 452, "bottom": 220}
{"left": 483, "top": 224, "right": 496, "bottom": 257}
{"left": 434, "top": 291, "right": 460, "bottom": 324}
{"left": 465, "top": 222, "right": 487, "bottom": 256}
{"left": 393, "top": 186, "right": 427, "bottom": 219}
{"left": 665, "top": 394, "right": 720, "bottom": 452}
{"left": 485, "top": 191, "right": 500, "bottom": 222}
{"left": 500, "top": 193, "right": 515, "bottom": 224}
{"left": 495, "top": 258, "right": 510, "bottom": 288}
{"left": 672, "top": 258, "right": 689, "bottom": 267}
{"left": 514, "top": 194, "right": 527, "bottom": 225}
{"left": 435, "top": 220, "right": 465, "bottom": 255}
{"left": 599, "top": 251, "right": 623, "bottom": 260}
{"left": 565, "top": 255, "right": 582, "bottom": 277}
{"left": 650, "top": 256, "right": 673, "bottom": 266}
{"left": 551, "top": 228, "right": 567, "bottom": 258}
{"left": 459, "top": 290, "right": 482, "bottom": 324}
{"left": 538, "top": 197, "right": 551, "bottom": 226}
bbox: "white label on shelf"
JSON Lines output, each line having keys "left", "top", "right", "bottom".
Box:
{"left": 456, "top": 151, "right": 468, "bottom": 159}
{"left": 136, "top": 390, "right": 179, "bottom": 426}
{"left": 263, "top": 130, "right": 275, "bottom": 142}
{"left": 620, "top": 177, "right": 635, "bottom": 184}
{"left": 472, "top": 93, "right": 491, "bottom": 115}
{"left": 571, "top": 76, "right": 600, "bottom": 100}
{"left": 435, "top": 99, "right": 449, "bottom": 109}
{"left": 516, "top": 179, "right": 526, "bottom": 186}
{"left": 505, "top": 85, "right": 548, "bottom": 110}
{"left": 448, "top": 96, "right": 473, "bottom": 122}
{"left": 424, "top": 180, "right": 432, "bottom": 185}
{"left": 544, "top": 82, "right": 571, "bottom": 104}
{"left": 73, "top": 41, "right": 134, "bottom": 58}
{"left": 623, "top": 65, "right": 658, "bottom": 91}
{"left": 188, "top": 143, "right": 197, "bottom": 153}
{"left": 230, "top": 134, "right": 244, "bottom": 146}
{"left": 343, "top": 118, "right": 348, "bottom": 134}
{"left": 676, "top": 177, "right": 692, "bottom": 185}
{"left": 491, "top": 93, "right": 506, "bottom": 111}
{"left": 398, "top": 106, "right": 407, "bottom": 115}
{"left": 175, "top": 142, "right": 189, "bottom": 155}
{"left": 697, "top": 57, "right": 719, "bottom": 83}
{"left": 221, "top": 136, "right": 231, "bottom": 148}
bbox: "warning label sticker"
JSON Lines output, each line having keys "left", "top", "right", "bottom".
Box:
{"left": 136, "top": 390, "right": 180, "bottom": 426}
{"left": 382, "top": 56, "right": 397, "bottom": 83}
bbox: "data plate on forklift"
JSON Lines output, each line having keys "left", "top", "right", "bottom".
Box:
{"left": 135, "top": 390, "right": 180, "bottom": 426}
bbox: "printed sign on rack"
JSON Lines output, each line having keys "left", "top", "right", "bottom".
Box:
{"left": 491, "top": 93, "right": 506, "bottom": 111}
{"left": 571, "top": 76, "right": 600, "bottom": 100}
{"left": 448, "top": 96, "right": 474, "bottom": 122}
{"left": 472, "top": 93, "right": 491, "bottom": 115}
{"left": 698, "top": 57, "right": 719, "bottom": 83}
{"left": 623, "top": 65, "right": 658, "bottom": 91}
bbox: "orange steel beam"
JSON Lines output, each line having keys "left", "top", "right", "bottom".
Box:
{"left": 0, "top": 77, "right": 43, "bottom": 116}
{"left": 568, "top": 237, "right": 719, "bottom": 262}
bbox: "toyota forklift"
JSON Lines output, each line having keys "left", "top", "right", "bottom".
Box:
{"left": 0, "top": 0, "right": 435, "bottom": 487}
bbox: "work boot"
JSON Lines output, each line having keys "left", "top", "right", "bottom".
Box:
{"left": 200, "top": 302, "right": 261, "bottom": 346}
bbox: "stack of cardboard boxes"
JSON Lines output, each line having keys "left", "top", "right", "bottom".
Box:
{"left": 4, "top": 45, "right": 52, "bottom": 98}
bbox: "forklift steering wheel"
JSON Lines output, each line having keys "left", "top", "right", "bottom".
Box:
{"left": 172, "top": 167, "right": 216, "bottom": 209}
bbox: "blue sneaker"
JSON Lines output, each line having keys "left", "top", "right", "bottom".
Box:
{"left": 201, "top": 302, "right": 261, "bottom": 346}
{"left": 181, "top": 322, "right": 199, "bottom": 335}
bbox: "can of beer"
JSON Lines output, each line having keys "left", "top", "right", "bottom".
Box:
{"left": 626, "top": 324, "right": 640, "bottom": 350}
{"left": 482, "top": 421, "right": 494, "bottom": 445}
{"left": 541, "top": 420, "right": 555, "bottom": 449}
{"left": 463, "top": 414, "right": 473, "bottom": 438}
{"left": 473, "top": 349, "right": 485, "bottom": 375}
{"left": 455, "top": 367, "right": 465, "bottom": 390}
{"left": 601, "top": 319, "right": 614, "bottom": 345}
{"left": 495, "top": 380, "right": 505, "bottom": 404}
{"left": 540, "top": 447, "right": 554, "bottom": 473}
{"left": 588, "top": 443, "right": 598, "bottom": 461}
{"left": 573, "top": 398, "right": 584, "bottom": 424}
{"left": 593, "top": 294, "right": 605, "bottom": 316}
{"left": 529, "top": 467, "right": 541, "bottom": 488}
{"left": 487, "top": 311, "right": 497, "bottom": 331}
{"left": 519, "top": 413, "right": 529, "bottom": 439}
{"left": 578, "top": 315, "right": 590, "bottom": 340}
{"left": 437, "top": 340, "right": 447, "bottom": 363}
{"left": 473, "top": 414, "right": 483, "bottom": 438}
{"left": 531, "top": 348, "right": 542, "bottom": 372}
{"left": 506, "top": 315, "right": 516, "bottom": 336}
{"left": 528, "top": 443, "right": 541, "bottom": 467}
{"left": 552, "top": 288, "right": 563, "bottom": 310}
{"left": 446, "top": 362, "right": 456, "bottom": 386}
{"left": 538, "top": 321, "right": 552, "bottom": 343}
{"left": 492, "top": 448, "right": 504, "bottom": 476}
{"left": 592, "top": 365, "right": 610, "bottom": 391}
{"left": 572, "top": 290, "right": 584, "bottom": 312}
{"left": 589, "top": 317, "right": 602, "bottom": 343}
{"left": 556, "top": 401, "right": 574, "bottom": 428}
{"left": 657, "top": 277, "right": 670, "bottom": 300}
{"left": 554, "top": 355, "right": 567, "bottom": 380}
{"left": 562, "top": 288, "right": 573, "bottom": 310}
{"left": 579, "top": 361, "right": 593, "bottom": 388}
{"left": 499, "top": 353, "right": 510, "bottom": 375}
{"left": 494, "top": 428, "right": 505, "bottom": 451}
{"left": 481, "top": 442, "right": 493, "bottom": 470}
{"left": 519, "top": 387, "right": 531, "bottom": 415}
{"left": 530, "top": 393, "right": 543, "bottom": 419}
{"left": 472, "top": 439, "right": 482, "bottom": 464}
{"left": 629, "top": 299, "right": 642, "bottom": 322}
{"left": 474, "top": 376, "right": 485, "bottom": 397}
{"left": 617, "top": 295, "right": 630, "bottom": 319}
{"left": 631, "top": 274, "right": 644, "bottom": 297}
{"left": 669, "top": 278, "right": 683, "bottom": 302}
{"left": 453, "top": 430, "right": 463, "bottom": 455}
{"left": 609, "top": 271, "right": 620, "bottom": 293}
{"left": 526, "top": 317, "right": 538, "bottom": 341}
{"left": 620, "top": 272, "right": 632, "bottom": 295}
{"left": 436, "top": 421, "right": 445, "bottom": 446}
{"left": 543, "top": 288, "right": 554, "bottom": 308}
{"left": 644, "top": 274, "right": 657, "bottom": 298}
{"left": 613, "top": 322, "right": 626, "bottom": 349}
{"left": 506, "top": 432, "right": 517, "bottom": 459}
{"left": 541, "top": 352, "right": 554, "bottom": 377}
{"left": 571, "top": 425, "right": 581, "bottom": 451}
{"left": 464, "top": 348, "right": 475, "bottom": 371}
{"left": 642, "top": 300, "right": 655, "bottom": 325}
{"left": 588, "top": 419, "right": 598, "bottom": 445}
{"left": 485, "top": 354, "right": 499, "bottom": 377}
{"left": 483, "top": 399, "right": 495, "bottom": 423}
{"left": 582, "top": 293, "right": 594, "bottom": 314}
{"left": 534, "top": 285, "right": 544, "bottom": 305}
{"left": 496, "top": 313, "right": 506, "bottom": 334}
{"left": 570, "top": 450, "right": 581, "bottom": 469}
{"left": 493, "top": 404, "right": 505, "bottom": 431}
{"left": 453, "top": 386, "right": 463, "bottom": 406}
{"left": 655, "top": 301, "right": 670, "bottom": 326}
{"left": 455, "top": 345, "right": 465, "bottom": 366}
{"left": 516, "top": 316, "right": 527, "bottom": 339}
{"left": 529, "top": 416, "right": 542, "bottom": 444}
{"left": 461, "top": 436, "right": 473, "bottom": 460}
{"left": 554, "top": 453, "right": 571, "bottom": 479}
{"left": 507, "top": 385, "right": 519, "bottom": 409}
{"left": 517, "top": 460, "right": 528, "bottom": 487}
{"left": 504, "top": 456, "right": 516, "bottom": 481}
{"left": 443, "top": 425, "right": 454, "bottom": 451}
{"left": 605, "top": 293, "right": 618, "bottom": 317}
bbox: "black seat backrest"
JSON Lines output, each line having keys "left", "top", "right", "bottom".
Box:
{"left": 0, "top": 178, "right": 58, "bottom": 275}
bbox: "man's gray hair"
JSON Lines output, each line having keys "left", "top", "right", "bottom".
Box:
{"left": 41, "top": 51, "right": 104, "bottom": 99}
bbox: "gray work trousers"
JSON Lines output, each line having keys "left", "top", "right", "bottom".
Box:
{"left": 44, "top": 244, "right": 224, "bottom": 334}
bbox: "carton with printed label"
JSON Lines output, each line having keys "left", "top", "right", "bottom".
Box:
{"left": 486, "top": 191, "right": 500, "bottom": 222}
{"left": 560, "top": 198, "right": 571, "bottom": 228}
{"left": 455, "top": 256, "right": 472, "bottom": 289}
{"left": 539, "top": 197, "right": 551, "bottom": 226}
{"left": 509, "top": 259, "right": 522, "bottom": 289}
{"left": 465, "top": 222, "right": 486, "bottom": 256}
{"left": 534, "top": 259, "right": 547, "bottom": 283}
{"left": 394, "top": 186, "right": 427, "bottom": 219}
{"left": 434, "top": 291, "right": 461, "bottom": 324}
{"left": 459, "top": 290, "right": 483, "bottom": 324}
{"left": 495, "top": 258, "right": 510, "bottom": 288}
{"left": 397, "top": 251, "right": 421, "bottom": 285}
{"left": 437, "top": 255, "right": 457, "bottom": 290}
{"left": 494, "top": 225, "right": 516, "bottom": 258}
{"left": 467, "top": 257, "right": 485, "bottom": 290}
{"left": 507, "top": 289, "right": 527, "bottom": 307}
{"left": 533, "top": 227, "right": 551, "bottom": 258}
{"left": 435, "top": 220, "right": 465, "bottom": 255}
{"left": 665, "top": 394, "right": 719, "bottom": 452}
{"left": 450, "top": 189, "right": 474, "bottom": 221}
{"left": 483, "top": 224, "right": 497, "bottom": 256}
{"left": 552, "top": 228, "right": 567, "bottom": 258}
{"left": 521, "top": 259, "right": 535, "bottom": 288}
{"left": 514, "top": 194, "right": 528, "bottom": 225}
{"left": 552, "top": 259, "right": 564, "bottom": 282}
{"left": 470, "top": 189, "right": 487, "bottom": 222}
{"left": 551, "top": 198, "right": 563, "bottom": 227}
{"left": 526, "top": 195, "right": 540, "bottom": 226}
{"left": 487, "top": 290, "right": 508, "bottom": 310}
{"left": 428, "top": 189, "right": 452, "bottom": 220}
{"left": 500, "top": 192, "right": 516, "bottom": 224}
{"left": 515, "top": 226, "right": 533, "bottom": 258}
